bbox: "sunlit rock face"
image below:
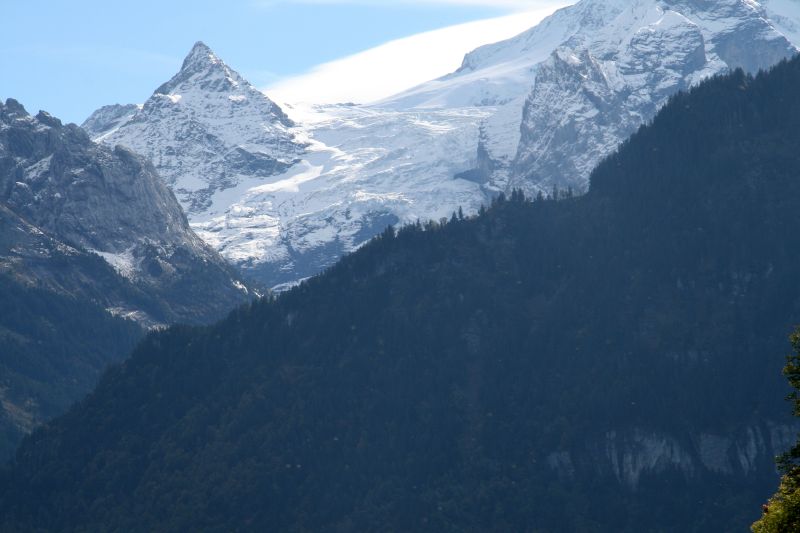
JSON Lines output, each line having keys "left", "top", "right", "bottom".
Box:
{"left": 508, "top": 0, "right": 799, "bottom": 196}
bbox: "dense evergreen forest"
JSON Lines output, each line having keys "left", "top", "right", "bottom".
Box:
{"left": 4, "top": 57, "right": 800, "bottom": 531}
{"left": 0, "top": 274, "right": 142, "bottom": 460}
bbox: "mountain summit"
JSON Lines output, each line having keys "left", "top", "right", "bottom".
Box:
{"left": 83, "top": 42, "right": 304, "bottom": 215}
{"left": 84, "top": 2, "right": 800, "bottom": 290}
{"left": 154, "top": 42, "right": 289, "bottom": 116}
{"left": 171, "top": 41, "right": 219, "bottom": 77}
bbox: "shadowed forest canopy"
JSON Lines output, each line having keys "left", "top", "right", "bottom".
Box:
{"left": 0, "top": 274, "right": 142, "bottom": 460}
{"left": 4, "top": 57, "right": 800, "bottom": 531}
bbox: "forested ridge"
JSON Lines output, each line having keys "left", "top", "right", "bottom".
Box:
{"left": 4, "top": 58, "right": 800, "bottom": 531}
{"left": 0, "top": 274, "right": 142, "bottom": 460}
{"left": 0, "top": 96, "right": 254, "bottom": 460}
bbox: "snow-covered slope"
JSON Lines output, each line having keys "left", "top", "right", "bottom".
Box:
{"left": 192, "top": 104, "right": 490, "bottom": 287}
{"left": 87, "top": 2, "right": 800, "bottom": 289}
{"left": 85, "top": 42, "right": 305, "bottom": 215}
{"left": 385, "top": 0, "right": 800, "bottom": 195}
{"left": 87, "top": 44, "right": 490, "bottom": 287}
{"left": 509, "top": 0, "right": 800, "bottom": 194}
{"left": 81, "top": 103, "right": 140, "bottom": 139}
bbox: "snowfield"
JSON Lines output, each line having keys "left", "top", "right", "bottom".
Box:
{"left": 85, "top": 0, "right": 800, "bottom": 289}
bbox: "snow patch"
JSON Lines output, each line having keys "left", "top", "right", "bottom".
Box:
{"left": 91, "top": 247, "right": 137, "bottom": 279}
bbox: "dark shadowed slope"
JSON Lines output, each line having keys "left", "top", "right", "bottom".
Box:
{"left": 0, "top": 275, "right": 141, "bottom": 460}
{"left": 0, "top": 100, "right": 253, "bottom": 460}
{"left": 4, "top": 57, "right": 800, "bottom": 531}
{"left": 0, "top": 98, "right": 251, "bottom": 326}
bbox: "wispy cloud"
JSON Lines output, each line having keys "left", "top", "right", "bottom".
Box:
{"left": 265, "top": 3, "right": 569, "bottom": 108}
{"left": 255, "top": 0, "right": 556, "bottom": 11}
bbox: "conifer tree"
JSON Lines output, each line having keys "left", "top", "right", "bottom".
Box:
{"left": 752, "top": 329, "right": 800, "bottom": 532}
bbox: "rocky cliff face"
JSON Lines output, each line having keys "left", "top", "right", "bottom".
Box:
{"left": 544, "top": 423, "right": 798, "bottom": 491}
{"left": 1, "top": 97, "right": 251, "bottom": 326}
{"left": 0, "top": 97, "right": 254, "bottom": 459}
{"left": 508, "top": 0, "right": 800, "bottom": 195}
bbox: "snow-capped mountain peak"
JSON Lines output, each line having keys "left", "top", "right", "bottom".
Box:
{"left": 153, "top": 41, "right": 238, "bottom": 94}
{"left": 154, "top": 42, "right": 285, "bottom": 120}
{"left": 85, "top": 42, "right": 304, "bottom": 215}
{"left": 85, "top": 1, "right": 800, "bottom": 290}
{"left": 178, "top": 41, "right": 218, "bottom": 72}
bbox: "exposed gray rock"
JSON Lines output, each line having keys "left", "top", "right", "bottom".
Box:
{"left": 1, "top": 98, "right": 252, "bottom": 325}
{"left": 508, "top": 0, "right": 800, "bottom": 196}
{"left": 698, "top": 433, "right": 735, "bottom": 474}
{"left": 0, "top": 97, "right": 256, "bottom": 459}
{"left": 545, "top": 423, "right": 798, "bottom": 491}
{"left": 602, "top": 429, "right": 695, "bottom": 488}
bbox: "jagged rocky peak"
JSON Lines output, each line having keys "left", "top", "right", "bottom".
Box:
{"left": 148, "top": 41, "right": 293, "bottom": 126}
{"left": 85, "top": 41, "right": 304, "bottom": 215}
{"left": 181, "top": 40, "right": 217, "bottom": 70}
{"left": 157, "top": 41, "right": 231, "bottom": 91}
{"left": 1, "top": 97, "right": 29, "bottom": 118}
{"left": 2, "top": 103, "right": 182, "bottom": 254}
{"left": 82, "top": 103, "right": 140, "bottom": 139}
{"left": 157, "top": 43, "right": 248, "bottom": 101}
{"left": 2, "top": 99, "right": 75, "bottom": 133}
{"left": 1, "top": 98, "right": 251, "bottom": 326}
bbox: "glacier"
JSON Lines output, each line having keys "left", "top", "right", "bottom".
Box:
{"left": 85, "top": 0, "right": 800, "bottom": 289}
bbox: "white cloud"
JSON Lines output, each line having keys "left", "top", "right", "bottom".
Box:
{"left": 257, "top": 0, "right": 554, "bottom": 8}
{"left": 265, "top": 2, "right": 569, "bottom": 107}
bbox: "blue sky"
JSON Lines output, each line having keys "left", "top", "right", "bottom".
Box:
{"left": 0, "top": 0, "right": 535, "bottom": 124}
